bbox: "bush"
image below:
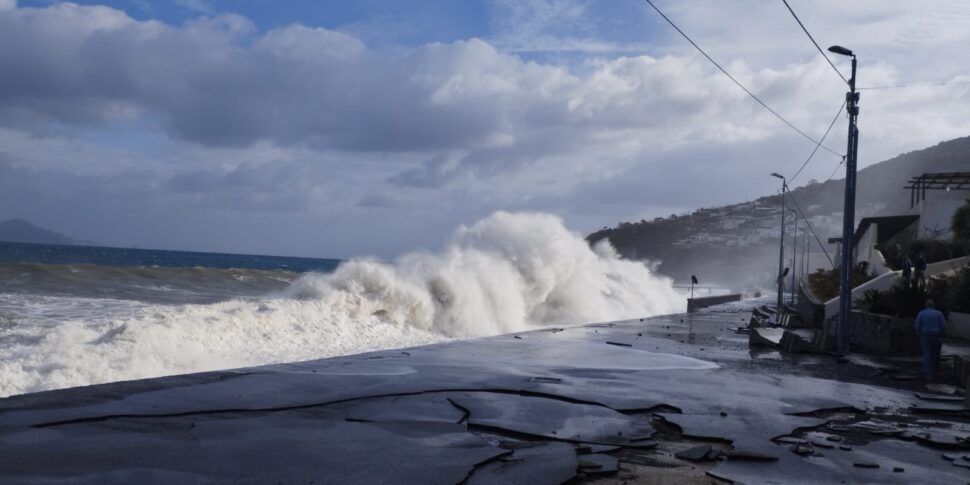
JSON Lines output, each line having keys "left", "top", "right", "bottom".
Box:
{"left": 857, "top": 277, "right": 951, "bottom": 318}
{"left": 807, "top": 264, "right": 873, "bottom": 301}
{"left": 942, "top": 265, "right": 970, "bottom": 313}
{"left": 954, "top": 199, "right": 970, "bottom": 242}
{"left": 880, "top": 239, "right": 970, "bottom": 270}
{"left": 910, "top": 239, "right": 970, "bottom": 262}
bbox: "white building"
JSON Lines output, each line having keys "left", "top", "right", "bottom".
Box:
{"left": 851, "top": 215, "right": 919, "bottom": 275}
{"left": 906, "top": 171, "right": 970, "bottom": 239}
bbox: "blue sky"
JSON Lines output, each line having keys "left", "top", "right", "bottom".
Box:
{"left": 20, "top": 0, "right": 658, "bottom": 54}
{"left": 1, "top": 0, "right": 969, "bottom": 258}
{"left": 31, "top": 0, "right": 494, "bottom": 43}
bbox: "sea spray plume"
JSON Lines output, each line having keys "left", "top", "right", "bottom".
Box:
{"left": 0, "top": 211, "right": 683, "bottom": 396}
{"left": 284, "top": 212, "right": 683, "bottom": 336}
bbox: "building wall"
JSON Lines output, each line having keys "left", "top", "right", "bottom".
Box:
{"left": 918, "top": 194, "right": 966, "bottom": 239}
{"left": 854, "top": 223, "right": 879, "bottom": 273}
{"left": 852, "top": 219, "right": 918, "bottom": 276}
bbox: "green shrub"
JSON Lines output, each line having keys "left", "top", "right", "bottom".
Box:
{"left": 807, "top": 264, "right": 873, "bottom": 301}
{"left": 953, "top": 199, "right": 970, "bottom": 242}
{"left": 856, "top": 275, "right": 953, "bottom": 318}
{"left": 880, "top": 239, "right": 970, "bottom": 270}
{"left": 942, "top": 265, "right": 970, "bottom": 313}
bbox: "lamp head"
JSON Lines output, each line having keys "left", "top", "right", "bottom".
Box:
{"left": 827, "top": 45, "right": 854, "bottom": 57}
{"left": 770, "top": 173, "right": 785, "bottom": 180}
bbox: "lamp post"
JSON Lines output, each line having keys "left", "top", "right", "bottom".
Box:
{"left": 829, "top": 45, "right": 859, "bottom": 354}
{"left": 771, "top": 172, "right": 786, "bottom": 320}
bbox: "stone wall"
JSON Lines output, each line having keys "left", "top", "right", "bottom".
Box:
{"left": 849, "top": 311, "right": 920, "bottom": 356}
{"left": 946, "top": 312, "right": 970, "bottom": 341}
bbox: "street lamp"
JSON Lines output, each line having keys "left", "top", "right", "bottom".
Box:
{"left": 829, "top": 45, "right": 860, "bottom": 354}
{"left": 771, "top": 172, "right": 786, "bottom": 321}
{"left": 827, "top": 45, "right": 853, "bottom": 57}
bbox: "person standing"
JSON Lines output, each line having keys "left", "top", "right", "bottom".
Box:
{"left": 914, "top": 253, "right": 928, "bottom": 290}
{"left": 915, "top": 300, "right": 946, "bottom": 380}
{"left": 900, "top": 254, "right": 912, "bottom": 289}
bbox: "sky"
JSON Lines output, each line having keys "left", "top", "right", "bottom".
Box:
{"left": 1, "top": 0, "right": 969, "bottom": 258}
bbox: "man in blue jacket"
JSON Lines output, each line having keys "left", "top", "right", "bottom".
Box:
{"left": 915, "top": 300, "right": 946, "bottom": 380}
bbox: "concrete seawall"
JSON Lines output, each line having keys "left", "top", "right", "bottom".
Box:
{"left": 687, "top": 293, "right": 742, "bottom": 313}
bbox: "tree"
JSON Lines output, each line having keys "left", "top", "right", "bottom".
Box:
{"left": 953, "top": 198, "right": 970, "bottom": 242}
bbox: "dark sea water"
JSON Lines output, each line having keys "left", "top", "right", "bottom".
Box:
{"left": 0, "top": 242, "right": 340, "bottom": 272}
{"left": 0, "top": 242, "right": 341, "bottom": 304}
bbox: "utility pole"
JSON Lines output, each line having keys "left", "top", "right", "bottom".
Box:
{"left": 790, "top": 210, "right": 798, "bottom": 305}
{"left": 771, "top": 173, "right": 787, "bottom": 320}
{"left": 829, "top": 45, "right": 859, "bottom": 354}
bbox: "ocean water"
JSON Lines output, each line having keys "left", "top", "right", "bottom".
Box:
{"left": 0, "top": 212, "right": 685, "bottom": 397}
{"left": 0, "top": 242, "right": 340, "bottom": 304}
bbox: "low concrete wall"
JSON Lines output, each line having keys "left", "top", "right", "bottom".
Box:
{"left": 849, "top": 311, "right": 920, "bottom": 356}
{"left": 687, "top": 293, "right": 742, "bottom": 313}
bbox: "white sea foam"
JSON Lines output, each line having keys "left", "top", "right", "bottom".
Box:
{"left": 0, "top": 212, "right": 683, "bottom": 397}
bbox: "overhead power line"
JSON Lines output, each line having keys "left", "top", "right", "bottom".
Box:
{"left": 858, "top": 79, "right": 970, "bottom": 90}
{"left": 786, "top": 190, "right": 834, "bottom": 267}
{"left": 784, "top": 152, "right": 848, "bottom": 268}
{"left": 781, "top": 0, "right": 849, "bottom": 84}
{"left": 643, "top": 0, "right": 844, "bottom": 158}
{"left": 804, "top": 157, "right": 845, "bottom": 206}
{"left": 787, "top": 101, "right": 845, "bottom": 185}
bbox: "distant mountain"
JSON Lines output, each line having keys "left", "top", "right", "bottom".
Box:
{"left": 0, "top": 219, "right": 82, "bottom": 245}
{"left": 588, "top": 136, "right": 970, "bottom": 289}
{"left": 786, "top": 136, "right": 970, "bottom": 216}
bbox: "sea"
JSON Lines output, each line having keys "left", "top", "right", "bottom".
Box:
{"left": 0, "top": 242, "right": 340, "bottom": 305}
{"left": 0, "top": 212, "right": 686, "bottom": 398}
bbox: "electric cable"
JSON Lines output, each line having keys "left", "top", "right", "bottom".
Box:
{"left": 858, "top": 80, "right": 970, "bottom": 90}
{"left": 785, "top": 155, "right": 847, "bottom": 269}
{"left": 786, "top": 189, "right": 834, "bottom": 267}
{"left": 804, "top": 157, "right": 844, "bottom": 205}
{"left": 787, "top": 101, "right": 845, "bottom": 185}
{"left": 781, "top": 0, "right": 849, "bottom": 84}
{"left": 643, "top": 0, "right": 844, "bottom": 158}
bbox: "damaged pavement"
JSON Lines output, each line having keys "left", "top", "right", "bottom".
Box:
{"left": 1, "top": 301, "right": 969, "bottom": 484}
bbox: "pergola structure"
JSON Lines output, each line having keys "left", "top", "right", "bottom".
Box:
{"left": 904, "top": 171, "right": 970, "bottom": 208}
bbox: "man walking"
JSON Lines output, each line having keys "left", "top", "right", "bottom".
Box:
{"left": 915, "top": 300, "right": 946, "bottom": 380}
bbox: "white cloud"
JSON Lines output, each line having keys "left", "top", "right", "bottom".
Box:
{"left": 487, "top": 0, "right": 651, "bottom": 53}
{"left": 0, "top": 1, "right": 968, "bottom": 257}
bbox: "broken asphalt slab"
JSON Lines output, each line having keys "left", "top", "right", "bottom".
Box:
{"left": 448, "top": 392, "right": 655, "bottom": 445}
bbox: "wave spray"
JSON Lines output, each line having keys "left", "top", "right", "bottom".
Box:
{"left": 0, "top": 212, "right": 682, "bottom": 396}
